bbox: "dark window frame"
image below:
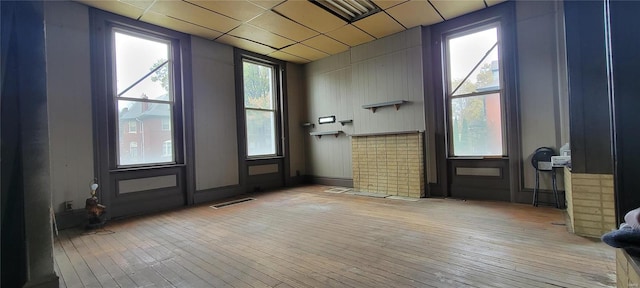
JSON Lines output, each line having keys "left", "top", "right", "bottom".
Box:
{"left": 92, "top": 11, "right": 188, "bottom": 170}
{"left": 442, "top": 21, "right": 508, "bottom": 157}
{"left": 428, "top": 1, "right": 520, "bottom": 198}
{"left": 90, "top": 8, "right": 196, "bottom": 213}
{"left": 235, "top": 49, "right": 287, "bottom": 160}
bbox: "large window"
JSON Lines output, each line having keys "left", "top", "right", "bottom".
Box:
{"left": 445, "top": 24, "right": 505, "bottom": 157}
{"left": 242, "top": 59, "right": 279, "bottom": 157}
{"left": 113, "top": 30, "right": 175, "bottom": 166}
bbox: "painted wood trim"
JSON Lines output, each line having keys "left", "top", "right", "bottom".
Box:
{"left": 89, "top": 8, "right": 192, "bottom": 219}
{"left": 193, "top": 184, "right": 245, "bottom": 204}
{"left": 310, "top": 176, "right": 354, "bottom": 187}
{"left": 429, "top": 2, "right": 520, "bottom": 200}
{"left": 234, "top": 48, "right": 289, "bottom": 191}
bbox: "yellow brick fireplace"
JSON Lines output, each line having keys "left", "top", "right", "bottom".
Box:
{"left": 351, "top": 132, "right": 425, "bottom": 198}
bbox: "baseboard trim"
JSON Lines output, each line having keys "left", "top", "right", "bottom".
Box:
{"left": 310, "top": 176, "right": 353, "bottom": 188}
{"left": 287, "top": 175, "right": 308, "bottom": 186}
{"left": 516, "top": 188, "right": 566, "bottom": 207}
{"left": 194, "top": 185, "right": 244, "bottom": 204}
{"left": 427, "top": 182, "right": 442, "bottom": 197}
{"left": 55, "top": 209, "right": 86, "bottom": 230}
{"left": 23, "top": 273, "right": 59, "bottom": 288}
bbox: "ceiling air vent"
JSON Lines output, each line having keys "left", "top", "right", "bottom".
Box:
{"left": 310, "top": 0, "right": 381, "bottom": 23}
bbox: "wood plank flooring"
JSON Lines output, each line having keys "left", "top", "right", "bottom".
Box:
{"left": 54, "top": 185, "right": 616, "bottom": 287}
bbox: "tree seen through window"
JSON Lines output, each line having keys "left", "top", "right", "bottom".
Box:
{"left": 243, "top": 60, "right": 277, "bottom": 156}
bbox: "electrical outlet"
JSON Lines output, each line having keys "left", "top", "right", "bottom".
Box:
{"left": 64, "top": 201, "right": 73, "bottom": 211}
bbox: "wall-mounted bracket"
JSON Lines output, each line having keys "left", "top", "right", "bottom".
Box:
{"left": 338, "top": 119, "right": 353, "bottom": 126}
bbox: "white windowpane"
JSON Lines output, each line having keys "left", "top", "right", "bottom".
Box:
{"left": 243, "top": 61, "right": 274, "bottom": 110}
{"left": 246, "top": 110, "right": 276, "bottom": 156}
{"left": 118, "top": 100, "right": 174, "bottom": 165}
{"left": 448, "top": 27, "right": 500, "bottom": 96}
{"left": 162, "top": 140, "right": 172, "bottom": 157}
{"left": 114, "top": 31, "right": 171, "bottom": 100}
{"left": 243, "top": 59, "right": 278, "bottom": 157}
{"left": 450, "top": 93, "right": 503, "bottom": 156}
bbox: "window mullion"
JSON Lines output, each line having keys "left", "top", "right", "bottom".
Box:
{"left": 449, "top": 89, "right": 502, "bottom": 99}
{"left": 117, "top": 97, "right": 173, "bottom": 104}
{"left": 246, "top": 107, "right": 276, "bottom": 113}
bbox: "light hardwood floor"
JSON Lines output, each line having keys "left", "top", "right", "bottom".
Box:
{"left": 54, "top": 185, "right": 616, "bottom": 287}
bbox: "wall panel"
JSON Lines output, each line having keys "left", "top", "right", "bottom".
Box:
{"left": 304, "top": 27, "right": 425, "bottom": 181}
{"left": 516, "top": 0, "right": 568, "bottom": 190}
{"left": 45, "top": 1, "right": 94, "bottom": 213}
{"left": 191, "top": 37, "right": 239, "bottom": 190}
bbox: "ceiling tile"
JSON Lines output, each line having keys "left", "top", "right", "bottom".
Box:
{"left": 280, "top": 44, "right": 329, "bottom": 61}
{"left": 429, "top": 0, "right": 486, "bottom": 20}
{"left": 77, "top": 0, "right": 144, "bottom": 19}
{"left": 187, "top": 0, "right": 266, "bottom": 22}
{"left": 372, "top": 0, "right": 408, "bottom": 9}
{"left": 302, "top": 35, "right": 349, "bottom": 55}
{"left": 249, "top": 0, "right": 285, "bottom": 10}
{"left": 216, "top": 35, "right": 276, "bottom": 55}
{"left": 268, "top": 51, "right": 310, "bottom": 64}
{"left": 118, "top": 0, "right": 154, "bottom": 10}
{"left": 273, "top": 1, "right": 346, "bottom": 33}
{"left": 325, "top": 24, "right": 375, "bottom": 47}
{"left": 352, "top": 12, "right": 405, "bottom": 39}
{"left": 248, "top": 11, "right": 318, "bottom": 42}
{"left": 149, "top": 0, "right": 240, "bottom": 33}
{"left": 140, "top": 11, "right": 223, "bottom": 40}
{"left": 386, "top": 0, "right": 443, "bottom": 28}
{"left": 228, "top": 24, "right": 295, "bottom": 49}
{"left": 486, "top": 0, "right": 507, "bottom": 6}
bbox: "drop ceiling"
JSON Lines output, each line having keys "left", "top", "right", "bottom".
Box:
{"left": 76, "top": 0, "right": 507, "bottom": 64}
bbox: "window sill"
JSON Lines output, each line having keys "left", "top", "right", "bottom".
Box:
{"left": 246, "top": 156, "right": 284, "bottom": 161}
{"left": 447, "top": 156, "right": 509, "bottom": 160}
{"left": 110, "top": 163, "right": 184, "bottom": 172}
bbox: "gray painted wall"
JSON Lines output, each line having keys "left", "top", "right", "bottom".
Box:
{"left": 304, "top": 27, "right": 424, "bottom": 180}
{"left": 303, "top": 3, "right": 569, "bottom": 192}
{"left": 351, "top": 28, "right": 425, "bottom": 135}
{"left": 516, "top": 0, "right": 569, "bottom": 190}
{"left": 45, "top": 3, "right": 247, "bottom": 213}
{"left": 45, "top": 1, "right": 95, "bottom": 213}
{"left": 43, "top": 0, "right": 568, "bottom": 211}
{"left": 305, "top": 51, "right": 352, "bottom": 179}
{"left": 191, "top": 37, "right": 240, "bottom": 190}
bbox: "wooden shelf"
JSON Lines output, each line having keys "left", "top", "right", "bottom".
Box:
{"left": 310, "top": 131, "right": 342, "bottom": 138}
{"left": 338, "top": 119, "right": 353, "bottom": 126}
{"left": 301, "top": 122, "right": 315, "bottom": 128}
{"left": 362, "top": 100, "right": 407, "bottom": 113}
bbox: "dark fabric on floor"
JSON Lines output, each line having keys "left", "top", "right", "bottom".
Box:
{"left": 602, "top": 226, "right": 640, "bottom": 257}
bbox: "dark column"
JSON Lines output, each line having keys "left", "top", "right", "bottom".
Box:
{"left": 609, "top": 0, "right": 640, "bottom": 224}
{"left": 1, "top": 1, "right": 58, "bottom": 287}
{"left": 1, "top": 3, "right": 27, "bottom": 286}
{"left": 564, "top": 0, "right": 613, "bottom": 175}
